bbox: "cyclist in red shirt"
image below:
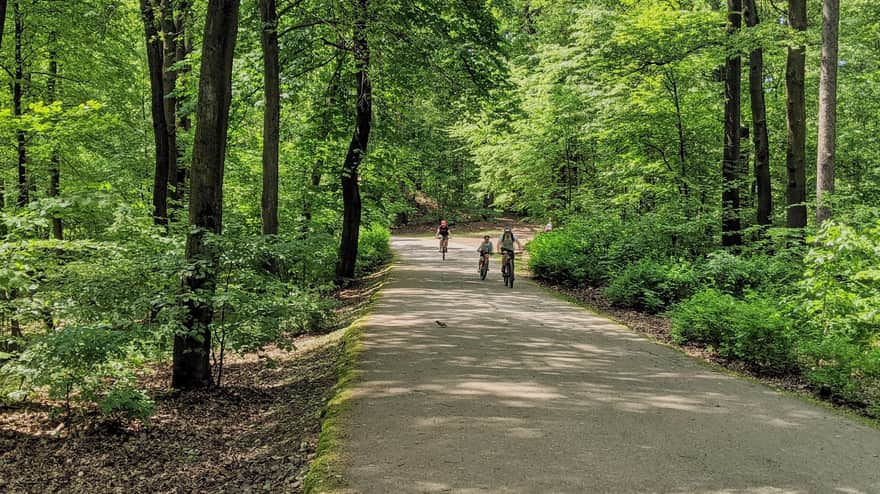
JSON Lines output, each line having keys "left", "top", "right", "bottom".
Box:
{"left": 436, "top": 220, "right": 450, "bottom": 254}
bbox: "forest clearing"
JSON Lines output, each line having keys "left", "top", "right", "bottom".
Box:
{"left": 2, "top": 0, "right": 879, "bottom": 492}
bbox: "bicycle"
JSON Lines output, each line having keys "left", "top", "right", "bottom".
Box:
{"left": 438, "top": 235, "right": 448, "bottom": 260}
{"left": 501, "top": 250, "right": 516, "bottom": 288}
{"left": 478, "top": 252, "right": 490, "bottom": 280}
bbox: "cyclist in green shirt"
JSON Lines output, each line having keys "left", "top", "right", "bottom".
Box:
{"left": 498, "top": 226, "right": 523, "bottom": 266}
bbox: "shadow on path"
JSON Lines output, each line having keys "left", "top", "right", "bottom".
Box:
{"left": 341, "top": 236, "right": 880, "bottom": 494}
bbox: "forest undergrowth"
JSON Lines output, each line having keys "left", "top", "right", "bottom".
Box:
{"left": 528, "top": 213, "right": 880, "bottom": 420}
{"left": 0, "top": 262, "right": 390, "bottom": 494}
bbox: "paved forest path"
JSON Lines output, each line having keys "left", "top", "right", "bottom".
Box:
{"left": 337, "top": 232, "right": 880, "bottom": 493}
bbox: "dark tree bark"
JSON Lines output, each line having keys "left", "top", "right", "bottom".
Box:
{"left": 174, "top": 0, "right": 192, "bottom": 201}
{"left": 140, "top": 0, "right": 170, "bottom": 226}
{"left": 14, "top": 0, "right": 28, "bottom": 207}
{"left": 786, "top": 0, "right": 807, "bottom": 228}
{"left": 0, "top": 0, "right": 7, "bottom": 50}
{"left": 48, "top": 33, "right": 62, "bottom": 240}
{"left": 722, "top": 0, "right": 742, "bottom": 247}
{"left": 259, "top": 0, "right": 280, "bottom": 235}
{"left": 661, "top": 69, "right": 690, "bottom": 208}
{"left": 336, "top": 0, "right": 372, "bottom": 282}
{"left": 745, "top": 0, "right": 771, "bottom": 227}
{"left": 0, "top": 0, "right": 5, "bottom": 217}
{"left": 816, "top": 0, "right": 839, "bottom": 223}
{"left": 172, "top": 0, "right": 241, "bottom": 390}
{"left": 672, "top": 76, "right": 688, "bottom": 204}
{"left": 160, "top": 0, "right": 180, "bottom": 206}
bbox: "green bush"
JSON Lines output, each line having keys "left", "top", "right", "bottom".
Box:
{"left": 2, "top": 221, "right": 350, "bottom": 416}
{"left": 357, "top": 224, "right": 392, "bottom": 275}
{"left": 796, "top": 221, "right": 880, "bottom": 345}
{"left": 528, "top": 213, "right": 714, "bottom": 288}
{"left": 7, "top": 323, "right": 154, "bottom": 422}
{"left": 527, "top": 230, "right": 597, "bottom": 285}
{"left": 792, "top": 220, "right": 880, "bottom": 413}
{"left": 206, "top": 234, "right": 341, "bottom": 383}
{"left": 700, "top": 251, "right": 765, "bottom": 296}
{"left": 603, "top": 259, "right": 699, "bottom": 313}
{"left": 670, "top": 289, "right": 795, "bottom": 374}
{"left": 670, "top": 289, "right": 731, "bottom": 348}
{"left": 798, "top": 337, "right": 880, "bottom": 414}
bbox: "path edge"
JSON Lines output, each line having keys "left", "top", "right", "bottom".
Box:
{"left": 303, "top": 263, "right": 392, "bottom": 494}
{"left": 531, "top": 276, "right": 880, "bottom": 430}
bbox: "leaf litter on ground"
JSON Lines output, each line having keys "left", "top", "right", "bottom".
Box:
{"left": 0, "top": 270, "right": 387, "bottom": 494}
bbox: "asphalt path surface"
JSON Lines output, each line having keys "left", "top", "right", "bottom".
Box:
{"left": 338, "top": 233, "right": 880, "bottom": 493}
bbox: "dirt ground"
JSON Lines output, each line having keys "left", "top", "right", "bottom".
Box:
{"left": 0, "top": 270, "right": 386, "bottom": 494}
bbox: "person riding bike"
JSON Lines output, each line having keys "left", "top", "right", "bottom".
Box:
{"left": 498, "top": 226, "right": 523, "bottom": 268}
{"left": 477, "top": 235, "right": 493, "bottom": 273}
{"left": 436, "top": 219, "right": 450, "bottom": 253}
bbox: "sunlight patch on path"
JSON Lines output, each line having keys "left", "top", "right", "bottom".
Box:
{"left": 338, "top": 234, "right": 880, "bottom": 494}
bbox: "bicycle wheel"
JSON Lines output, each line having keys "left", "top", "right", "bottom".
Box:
{"left": 509, "top": 262, "right": 514, "bottom": 288}
{"left": 502, "top": 261, "right": 509, "bottom": 286}
{"left": 480, "top": 258, "right": 488, "bottom": 280}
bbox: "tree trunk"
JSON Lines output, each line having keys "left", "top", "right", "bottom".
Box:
{"left": 671, "top": 74, "right": 689, "bottom": 206}
{"left": 259, "top": 0, "right": 280, "bottom": 235}
{"left": 14, "top": 0, "right": 28, "bottom": 207}
{"left": 744, "top": 0, "right": 771, "bottom": 226}
{"left": 141, "top": 0, "right": 170, "bottom": 226}
{"left": 174, "top": 0, "right": 192, "bottom": 201}
{"left": 0, "top": 0, "right": 7, "bottom": 218}
{"left": 160, "top": 0, "right": 180, "bottom": 208}
{"left": 336, "top": 0, "right": 372, "bottom": 282}
{"left": 172, "top": 0, "right": 241, "bottom": 390}
{"left": 786, "top": 0, "right": 807, "bottom": 229}
{"left": 816, "top": 0, "right": 839, "bottom": 224}
{"left": 0, "top": 0, "right": 7, "bottom": 50}
{"left": 48, "top": 34, "right": 62, "bottom": 240}
{"left": 722, "top": 0, "right": 742, "bottom": 247}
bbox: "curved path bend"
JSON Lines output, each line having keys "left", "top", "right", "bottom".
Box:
{"left": 338, "top": 234, "right": 880, "bottom": 494}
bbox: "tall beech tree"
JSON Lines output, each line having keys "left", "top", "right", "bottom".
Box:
{"left": 0, "top": 0, "right": 5, "bottom": 208}
{"left": 336, "top": 0, "right": 372, "bottom": 281}
{"left": 745, "top": 0, "right": 771, "bottom": 227}
{"left": 174, "top": 0, "right": 193, "bottom": 200}
{"left": 48, "top": 33, "right": 62, "bottom": 240}
{"left": 722, "top": 0, "right": 742, "bottom": 246}
{"left": 173, "top": 0, "right": 241, "bottom": 390}
{"left": 160, "top": 0, "right": 180, "bottom": 203}
{"left": 259, "top": 0, "right": 280, "bottom": 235}
{"left": 786, "top": 0, "right": 807, "bottom": 228}
{"left": 0, "top": 0, "right": 7, "bottom": 49}
{"left": 140, "top": 0, "right": 171, "bottom": 226}
{"left": 816, "top": 0, "right": 839, "bottom": 223}
{"left": 13, "top": 0, "right": 28, "bottom": 207}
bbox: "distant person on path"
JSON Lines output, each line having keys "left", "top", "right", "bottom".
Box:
{"left": 544, "top": 219, "right": 553, "bottom": 232}
{"left": 436, "top": 219, "right": 450, "bottom": 253}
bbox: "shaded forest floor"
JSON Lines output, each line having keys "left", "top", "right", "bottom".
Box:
{"left": 0, "top": 269, "right": 388, "bottom": 494}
